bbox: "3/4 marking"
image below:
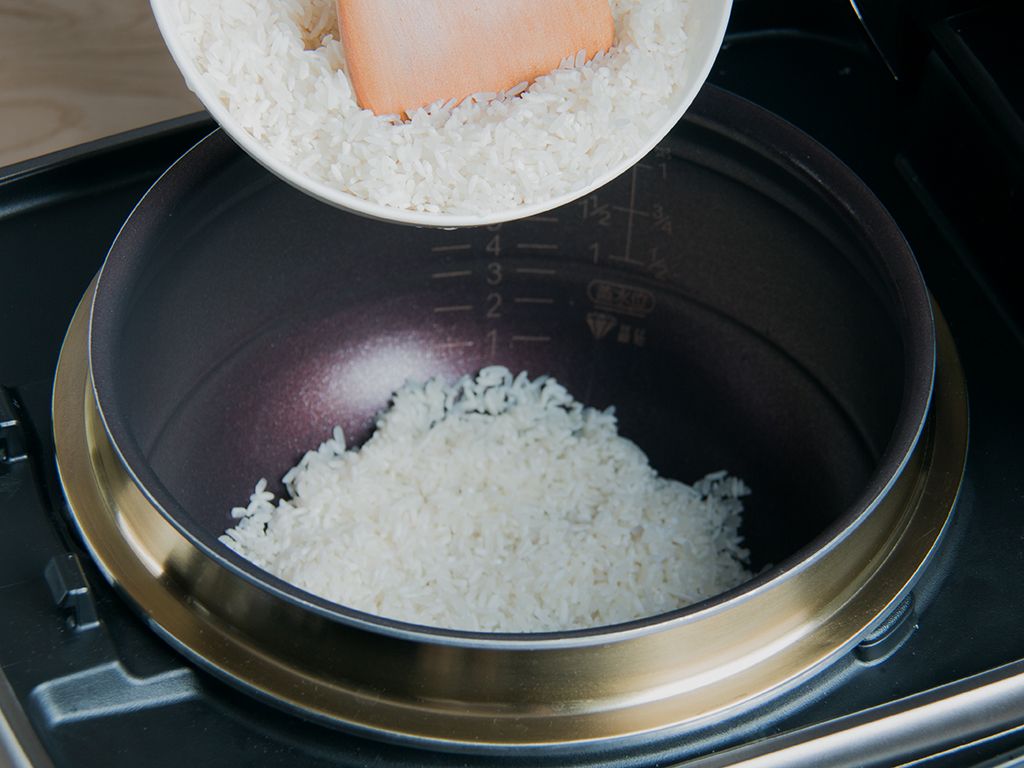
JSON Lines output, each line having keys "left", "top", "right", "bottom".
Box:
{"left": 431, "top": 270, "right": 472, "bottom": 279}
{"left": 652, "top": 203, "right": 672, "bottom": 233}
{"left": 433, "top": 305, "right": 473, "bottom": 313}
{"left": 431, "top": 244, "right": 472, "bottom": 253}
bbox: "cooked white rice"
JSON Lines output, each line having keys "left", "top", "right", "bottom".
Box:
{"left": 168, "top": 0, "right": 690, "bottom": 215}
{"left": 222, "top": 367, "right": 751, "bottom": 632}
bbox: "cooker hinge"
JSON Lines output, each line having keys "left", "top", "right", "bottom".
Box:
{"left": 0, "top": 388, "right": 28, "bottom": 473}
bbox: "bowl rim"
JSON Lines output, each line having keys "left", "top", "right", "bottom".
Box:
{"left": 148, "top": 0, "right": 735, "bottom": 228}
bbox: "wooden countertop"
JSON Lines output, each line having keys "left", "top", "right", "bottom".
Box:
{"left": 0, "top": 0, "right": 201, "bottom": 168}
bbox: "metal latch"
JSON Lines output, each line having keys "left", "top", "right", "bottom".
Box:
{"left": 0, "top": 387, "right": 28, "bottom": 472}
{"left": 44, "top": 553, "right": 100, "bottom": 631}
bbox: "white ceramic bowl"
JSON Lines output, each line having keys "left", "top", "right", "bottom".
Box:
{"left": 151, "top": 0, "right": 732, "bottom": 228}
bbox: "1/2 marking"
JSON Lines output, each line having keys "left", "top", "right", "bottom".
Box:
{"left": 580, "top": 194, "right": 611, "bottom": 226}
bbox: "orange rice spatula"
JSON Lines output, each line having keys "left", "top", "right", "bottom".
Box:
{"left": 336, "top": 0, "right": 615, "bottom": 117}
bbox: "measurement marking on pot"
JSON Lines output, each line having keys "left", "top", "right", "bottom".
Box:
{"left": 433, "top": 305, "right": 473, "bottom": 313}
{"left": 431, "top": 244, "right": 472, "bottom": 253}
{"left": 623, "top": 165, "right": 639, "bottom": 262}
{"left": 431, "top": 270, "right": 473, "bottom": 279}
{"left": 587, "top": 279, "right": 656, "bottom": 318}
{"left": 438, "top": 341, "right": 475, "bottom": 349}
{"left": 612, "top": 205, "right": 650, "bottom": 217}
{"left": 516, "top": 243, "right": 559, "bottom": 251}
{"left": 511, "top": 335, "right": 551, "bottom": 343}
{"left": 514, "top": 297, "right": 555, "bottom": 305}
{"left": 515, "top": 267, "right": 558, "bottom": 276}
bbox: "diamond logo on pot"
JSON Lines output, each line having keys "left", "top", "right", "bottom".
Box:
{"left": 586, "top": 312, "right": 618, "bottom": 340}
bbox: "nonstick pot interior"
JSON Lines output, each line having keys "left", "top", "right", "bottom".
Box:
{"left": 89, "top": 88, "right": 934, "bottom": 625}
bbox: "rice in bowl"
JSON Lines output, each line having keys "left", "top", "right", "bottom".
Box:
{"left": 162, "top": 0, "right": 697, "bottom": 218}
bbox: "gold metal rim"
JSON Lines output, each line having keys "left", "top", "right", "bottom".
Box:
{"left": 53, "top": 280, "right": 968, "bottom": 750}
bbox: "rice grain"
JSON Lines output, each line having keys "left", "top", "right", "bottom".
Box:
{"left": 222, "top": 367, "right": 752, "bottom": 633}
{"left": 167, "top": 0, "right": 691, "bottom": 215}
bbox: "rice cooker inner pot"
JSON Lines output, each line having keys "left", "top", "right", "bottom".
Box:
{"left": 77, "top": 87, "right": 944, "bottom": 749}
{"left": 91, "top": 115, "right": 930, "bottom": 590}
